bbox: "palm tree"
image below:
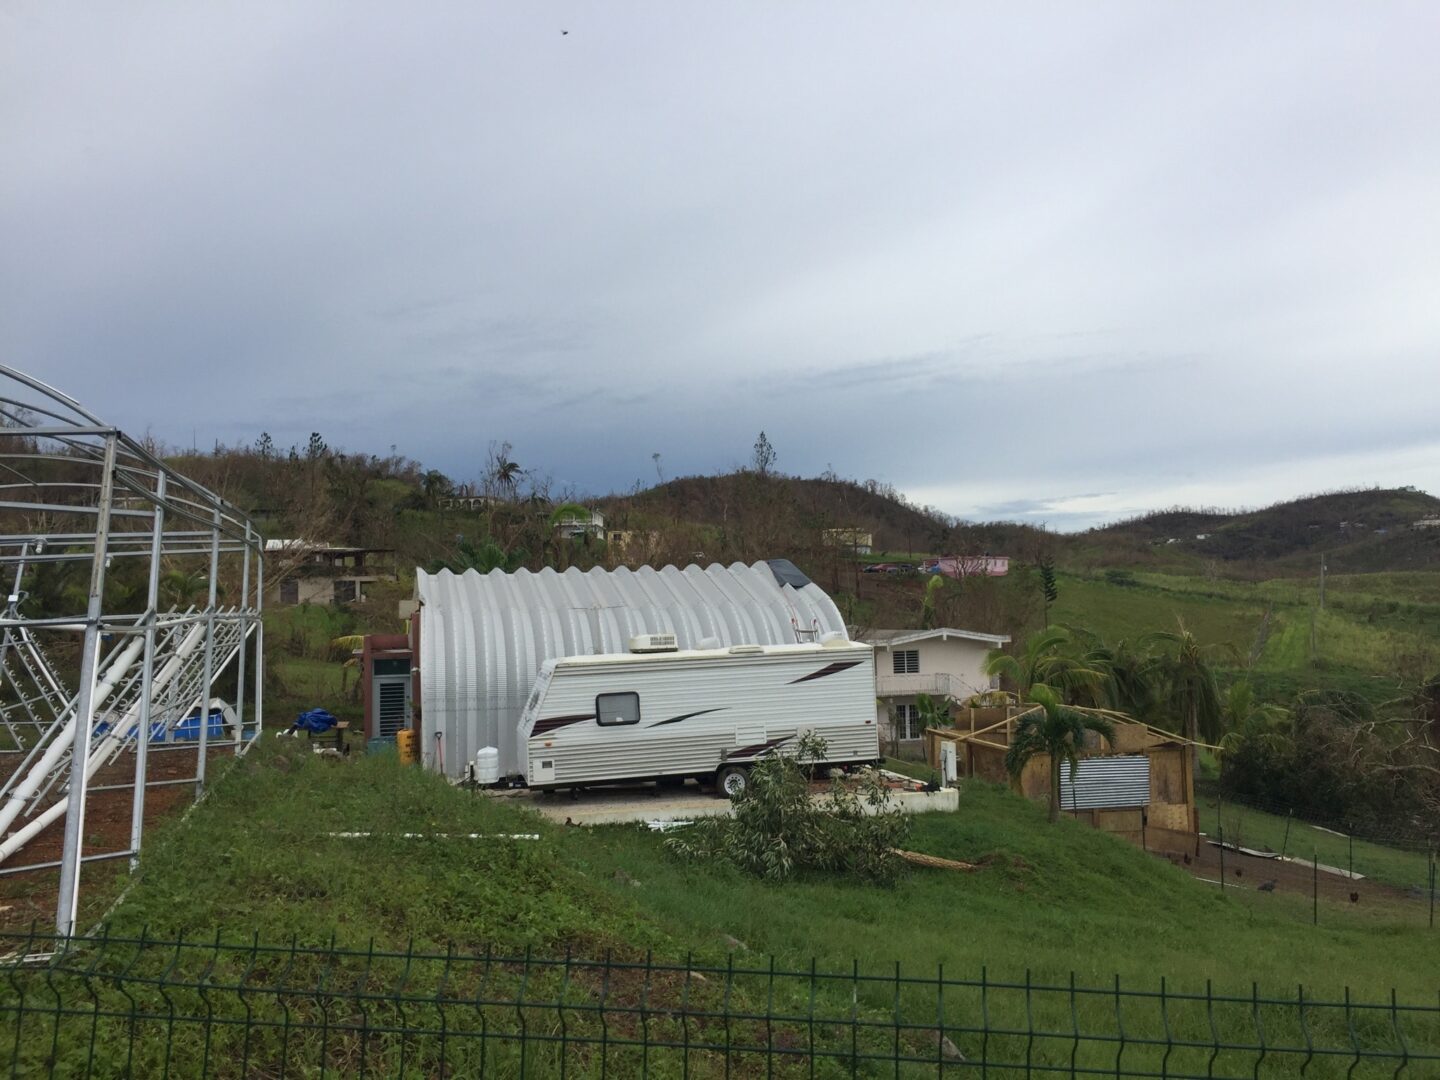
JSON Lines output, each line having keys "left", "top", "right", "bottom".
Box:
{"left": 1069, "top": 629, "right": 1164, "bottom": 721}
{"left": 1152, "top": 620, "right": 1233, "bottom": 764}
{"left": 493, "top": 457, "right": 522, "bottom": 499}
{"left": 160, "top": 569, "right": 210, "bottom": 608}
{"left": 1217, "top": 679, "right": 1287, "bottom": 753}
{"left": 429, "top": 537, "right": 527, "bottom": 575}
{"left": 1004, "top": 685, "right": 1116, "bottom": 823}
{"left": 984, "top": 627, "right": 1107, "bottom": 704}
{"left": 421, "top": 470, "right": 453, "bottom": 501}
{"left": 919, "top": 575, "right": 945, "bottom": 629}
{"left": 913, "top": 692, "right": 953, "bottom": 736}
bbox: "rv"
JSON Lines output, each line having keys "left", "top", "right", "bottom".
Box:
{"left": 517, "top": 638, "right": 879, "bottom": 796}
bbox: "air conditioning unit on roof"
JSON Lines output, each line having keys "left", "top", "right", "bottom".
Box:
{"left": 629, "top": 633, "right": 678, "bottom": 653}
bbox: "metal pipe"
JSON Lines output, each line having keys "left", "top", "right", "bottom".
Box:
{"left": 254, "top": 552, "right": 265, "bottom": 738}
{"left": 195, "top": 507, "right": 221, "bottom": 796}
{"left": 55, "top": 434, "right": 118, "bottom": 936}
{"left": 0, "top": 848, "right": 136, "bottom": 879}
{"left": 91, "top": 775, "right": 200, "bottom": 795}
{"left": 129, "top": 472, "right": 165, "bottom": 871}
{"left": 234, "top": 527, "right": 251, "bottom": 754}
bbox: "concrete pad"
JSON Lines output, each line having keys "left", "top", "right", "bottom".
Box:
{"left": 505, "top": 780, "right": 958, "bottom": 827}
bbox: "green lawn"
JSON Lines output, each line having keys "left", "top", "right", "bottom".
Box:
{"left": 8, "top": 739, "right": 1428, "bottom": 1077}
{"left": 557, "top": 782, "right": 1434, "bottom": 1003}
{"left": 96, "top": 736, "right": 664, "bottom": 957}
{"left": 86, "top": 740, "right": 1434, "bottom": 1003}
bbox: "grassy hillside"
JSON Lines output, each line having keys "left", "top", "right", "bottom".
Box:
{"left": 607, "top": 473, "right": 1049, "bottom": 557}
{"left": 15, "top": 740, "right": 1437, "bottom": 1076}
{"left": 93, "top": 738, "right": 670, "bottom": 957}
{"left": 84, "top": 740, "right": 1433, "bottom": 1002}
{"left": 1048, "top": 568, "right": 1440, "bottom": 701}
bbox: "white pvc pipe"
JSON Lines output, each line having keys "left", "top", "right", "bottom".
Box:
{"left": 0, "top": 626, "right": 213, "bottom": 862}
{"left": 0, "top": 616, "right": 223, "bottom": 863}
{"left": 0, "top": 633, "right": 146, "bottom": 840}
{"left": 90, "top": 619, "right": 228, "bottom": 772}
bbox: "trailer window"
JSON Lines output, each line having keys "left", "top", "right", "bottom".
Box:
{"left": 596, "top": 692, "right": 640, "bottom": 727}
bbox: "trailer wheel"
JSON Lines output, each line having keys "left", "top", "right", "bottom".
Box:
{"left": 717, "top": 765, "right": 749, "bottom": 799}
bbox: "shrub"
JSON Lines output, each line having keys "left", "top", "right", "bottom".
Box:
{"left": 665, "top": 734, "right": 911, "bottom": 885}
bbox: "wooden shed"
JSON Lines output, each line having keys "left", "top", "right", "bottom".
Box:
{"left": 924, "top": 712, "right": 1201, "bottom": 855}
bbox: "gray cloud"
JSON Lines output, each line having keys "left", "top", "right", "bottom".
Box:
{"left": 3, "top": 3, "right": 1438, "bottom": 529}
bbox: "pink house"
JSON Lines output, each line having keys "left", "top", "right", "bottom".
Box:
{"left": 923, "top": 555, "right": 1010, "bottom": 579}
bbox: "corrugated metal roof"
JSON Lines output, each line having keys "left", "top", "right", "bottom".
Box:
{"left": 416, "top": 561, "right": 847, "bottom": 778}
{"left": 858, "top": 628, "right": 1011, "bottom": 648}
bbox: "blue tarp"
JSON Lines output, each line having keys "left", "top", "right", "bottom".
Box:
{"left": 173, "top": 711, "right": 229, "bottom": 741}
{"left": 93, "top": 711, "right": 254, "bottom": 743}
{"left": 291, "top": 708, "right": 338, "bottom": 734}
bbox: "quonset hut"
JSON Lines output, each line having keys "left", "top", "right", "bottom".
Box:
{"left": 413, "top": 560, "right": 847, "bottom": 779}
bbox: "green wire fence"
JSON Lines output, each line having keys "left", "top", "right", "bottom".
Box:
{"left": 2, "top": 929, "right": 1437, "bottom": 1077}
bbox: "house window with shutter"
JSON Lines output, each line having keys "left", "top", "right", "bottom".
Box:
{"left": 892, "top": 649, "right": 919, "bottom": 674}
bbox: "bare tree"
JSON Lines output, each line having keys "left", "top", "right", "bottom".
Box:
{"left": 752, "top": 431, "right": 776, "bottom": 476}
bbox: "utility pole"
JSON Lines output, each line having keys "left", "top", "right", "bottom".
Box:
{"left": 1319, "top": 553, "right": 1327, "bottom": 611}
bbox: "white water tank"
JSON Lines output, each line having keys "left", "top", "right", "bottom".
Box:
{"left": 474, "top": 746, "right": 500, "bottom": 785}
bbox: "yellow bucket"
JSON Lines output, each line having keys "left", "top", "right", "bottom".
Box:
{"left": 396, "top": 728, "right": 418, "bottom": 765}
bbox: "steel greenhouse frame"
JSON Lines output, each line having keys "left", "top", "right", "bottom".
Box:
{"left": 0, "top": 365, "right": 264, "bottom": 935}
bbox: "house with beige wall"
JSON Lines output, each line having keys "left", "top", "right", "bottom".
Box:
{"left": 855, "top": 627, "right": 1010, "bottom": 750}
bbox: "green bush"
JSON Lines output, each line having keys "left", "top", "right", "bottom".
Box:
{"left": 665, "top": 734, "right": 911, "bottom": 885}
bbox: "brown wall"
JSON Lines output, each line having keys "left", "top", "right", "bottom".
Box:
{"left": 957, "top": 735, "right": 1198, "bottom": 854}
{"left": 360, "top": 633, "right": 412, "bottom": 739}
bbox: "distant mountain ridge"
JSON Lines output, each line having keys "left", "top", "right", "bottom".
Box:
{"left": 607, "top": 477, "right": 1440, "bottom": 573}
{"left": 1090, "top": 487, "right": 1440, "bottom": 571}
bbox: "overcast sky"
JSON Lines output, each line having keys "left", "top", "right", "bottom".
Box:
{"left": 4, "top": 4, "right": 1438, "bottom": 530}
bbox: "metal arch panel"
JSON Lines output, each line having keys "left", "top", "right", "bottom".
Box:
{"left": 415, "top": 560, "right": 849, "bottom": 778}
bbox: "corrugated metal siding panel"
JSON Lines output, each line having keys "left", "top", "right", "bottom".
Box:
{"left": 1058, "top": 756, "right": 1151, "bottom": 811}
{"left": 416, "top": 562, "right": 847, "bottom": 778}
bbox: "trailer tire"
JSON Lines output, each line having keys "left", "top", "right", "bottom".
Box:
{"left": 716, "top": 765, "right": 749, "bottom": 799}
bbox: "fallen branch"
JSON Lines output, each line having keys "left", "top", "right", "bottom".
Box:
{"left": 326, "top": 832, "right": 540, "bottom": 840}
{"left": 892, "top": 848, "right": 977, "bottom": 872}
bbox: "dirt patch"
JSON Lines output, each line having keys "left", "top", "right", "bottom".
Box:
{"left": 0, "top": 744, "right": 234, "bottom": 932}
{"left": 1157, "top": 834, "right": 1425, "bottom": 915}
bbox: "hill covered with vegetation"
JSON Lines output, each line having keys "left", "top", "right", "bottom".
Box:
{"left": 1078, "top": 486, "right": 1440, "bottom": 574}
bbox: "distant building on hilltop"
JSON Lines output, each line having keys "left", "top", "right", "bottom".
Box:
{"left": 437, "top": 495, "right": 501, "bottom": 511}
{"left": 822, "top": 528, "right": 873, "bottom": 554}
{"left": 605, "top": 528, "right": 663, "bottom": 566}
{"left": 553, "top": 508, "right": 606, "bottom": 539}
{"left": 265, "top": 539, "right": 396, "bottom": 605}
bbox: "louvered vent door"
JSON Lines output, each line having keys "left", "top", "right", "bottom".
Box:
{"left": 375, "top": 675, "right": 411, "bottom": 736}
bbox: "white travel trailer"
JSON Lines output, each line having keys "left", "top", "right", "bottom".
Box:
{"left": 517, "top": 638, "right": 879, "bottom": 796}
